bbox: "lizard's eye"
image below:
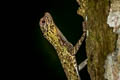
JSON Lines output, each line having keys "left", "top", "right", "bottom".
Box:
{"left": 40, "top": 18, "right": 46, "bottom": 27}
{"left": 42, "top": 20, "right": 45, "bottom": 24}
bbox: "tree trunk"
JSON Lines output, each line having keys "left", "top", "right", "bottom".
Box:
{"left": 77, "top": 0, "right": 119, "bottom": 80}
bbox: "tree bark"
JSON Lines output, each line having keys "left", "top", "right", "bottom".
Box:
{"left": 77, "top": 0, "right": 118, "bottom": 80}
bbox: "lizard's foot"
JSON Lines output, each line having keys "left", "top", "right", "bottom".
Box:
{"left": 78, "top": 59, "right": 88, "bottom": 71}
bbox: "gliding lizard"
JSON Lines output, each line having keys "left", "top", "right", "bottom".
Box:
{"left": 39, "top": 12, "right": 87, "bottom": 80}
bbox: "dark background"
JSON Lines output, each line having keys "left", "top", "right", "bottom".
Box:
{"left": 31, "top": 0, "right": 90, "bottom": 80}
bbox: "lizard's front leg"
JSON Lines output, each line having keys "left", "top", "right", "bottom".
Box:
{"left": 72, "top": 21, "right": 87, "bottom": 55}
{"left": 72, "top": 21, "right": 88, "bottom": 71}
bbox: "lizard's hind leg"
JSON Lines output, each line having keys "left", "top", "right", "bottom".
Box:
{"left": 78, "top": 59, "right": 88, "bottom": 71}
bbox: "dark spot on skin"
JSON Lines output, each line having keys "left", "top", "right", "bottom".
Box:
{"left": 64, "top": 62, "right": 67, "bottom": 64}
{"left": 74, "top": 68, "right": 76, "bottom": 72}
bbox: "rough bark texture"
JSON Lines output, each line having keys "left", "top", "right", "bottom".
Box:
{"left": 84, "top": 0, "right": 117, "bottom": 80}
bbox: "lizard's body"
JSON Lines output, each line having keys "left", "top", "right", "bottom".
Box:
{"left": 39, "top": 12, "right": 86, "bottom": 80}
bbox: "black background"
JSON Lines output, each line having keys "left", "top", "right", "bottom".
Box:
{"left": 31, "top": 0, "right": 90, "bottom": 80}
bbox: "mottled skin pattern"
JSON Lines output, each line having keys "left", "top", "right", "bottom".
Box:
{"left": 39, "top": 12, "right": 86, "bottom": 80}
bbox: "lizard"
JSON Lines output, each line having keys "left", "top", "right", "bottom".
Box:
{"left": 39, "top": 12, "right": 87, "bottom": 80}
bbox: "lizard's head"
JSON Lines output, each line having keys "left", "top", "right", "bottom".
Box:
{"left": 39, "top": 12, "right": 58, "bottom": 41}
{"left": 40, "top": 12, "right": 53, "bottom": 33}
